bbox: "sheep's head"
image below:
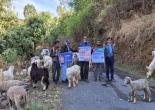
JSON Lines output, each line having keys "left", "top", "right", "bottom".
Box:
{"left": 152, "top": 51, "right": 155, "bottom": 57}
{"left": 31, "top": 63, "right": 38, "bottom": 69}
{"left": 146, "top": 71, "right": 152, "bottom": 79}
{"left": 10, "top": 66, "right": 14, "bottom": 70}
{"left": 124, "top": 77, "right": 132, "bottom": 84}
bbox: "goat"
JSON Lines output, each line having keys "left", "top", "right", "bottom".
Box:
{"left": 124, "top": 77, "right": 152, "bottom": 104}
{"left": 30, "top": 62, "right": 49, "bottom": 90}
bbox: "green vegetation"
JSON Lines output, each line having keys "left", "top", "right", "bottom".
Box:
{"left": 0, "top": 0, "right": 118, "bottom": 63}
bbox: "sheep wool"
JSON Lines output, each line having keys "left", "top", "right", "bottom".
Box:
{"left": 67, "top": 65, "right": 81, "bottom": 88}
{"left": 7, "top": 86, "right": 27, "bottom": 110}
{"left": 124, "top": 77, "right": 152, "bottom": 104}
{"left": 0, "top": 80, "right": 25, "bottom": 93}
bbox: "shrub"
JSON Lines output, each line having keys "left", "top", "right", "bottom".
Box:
{"left": 0, "top": 48, "right": 17, "bottom": 63}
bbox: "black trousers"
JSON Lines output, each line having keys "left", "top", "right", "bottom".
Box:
{"left": 79, "top": 61, "right": 89, "bottom": 80}
{"left": 52, "top": 62, "right": 60, "bottom": 83}
{"left": 105, "top": 56, "right": 114, "bottom": 80}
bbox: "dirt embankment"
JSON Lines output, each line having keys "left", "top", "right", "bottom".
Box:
{"left": 72, "top": 0, "right": 155, "bottom": 75}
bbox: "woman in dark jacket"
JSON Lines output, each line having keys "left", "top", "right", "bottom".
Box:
{"left": 104, "top": 37, "right": 115, "bottom": 82}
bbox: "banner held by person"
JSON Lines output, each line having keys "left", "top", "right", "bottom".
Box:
{"left": 78, "top": 46, "right": 91, "bottom": 61}
{"left": 59, "top": 52, "right": 73, "bottom": 65}
{"left": 92, "top": 48, "right": 104, "bottom": 63}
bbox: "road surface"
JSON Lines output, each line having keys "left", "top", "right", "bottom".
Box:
{"left": 62, "top": 72, "right": 155, "bottom": 110}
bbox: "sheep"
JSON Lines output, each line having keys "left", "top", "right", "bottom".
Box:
{"left": 0, "top": 80, "right": 28, "bottom": 95}
{"left": 66, "top": 65, "right": 81, "bottom": 88}
{"left": 30, "top": 62, "right": 49, "bottom": 90}
{"left": 20, "top": 69, "right": 27, "bottom": 76}
{"left": 124, "top": 77, "right": 152, "bottom": 104}
{"left": 7, "top": 86, "right": 27, "bottom": 110}
{"left": 2, "top": 66, "right": 14, "bottom": 81}
{"left": 31, "top": 56, "right": 41, "bottom": 67}
{"left": 0, "top": 68, "right": 3, "bottom": 79}
{"left": 42, "top": 55, "right": 52, "bottom": 69}
{"left": 146, "top": 51, "right": 155, "bottom": 78}
{"left": 27, "top": 66, "right": 31, "bottom": 80}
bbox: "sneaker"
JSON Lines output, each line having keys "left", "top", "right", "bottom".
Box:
{"left": 105, "top": 78, "right": 110, "bottom": 82}
{"left": 62, "top": 80, "right": 68, "bottom": 83}
{"left": 110, "top": 78, "right": 116, "bottom": 82}
{"left": 84, "top": 79, "right": 90, "bottom": 83}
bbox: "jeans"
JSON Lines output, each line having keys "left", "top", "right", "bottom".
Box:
{"left": 61, "top": 64, "right": 67, "bottom": 81}
{"left": 79, "top": 61, "right": 89, "bottom": 80}
{"left": 52, "top": 62, "right": 60, "bottom": 83}
{"left": 105, "top": 56, "right": 114, "bottom": 80}
{"left": 93, "top": 63, "right": 103, "bottom": 81}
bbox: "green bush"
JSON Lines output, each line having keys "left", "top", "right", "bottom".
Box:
{"left": 26, "top": 102, "right": 44, "bottom": 110}
{"left": 0, "top": 48, "right": 17, "bottom": 63}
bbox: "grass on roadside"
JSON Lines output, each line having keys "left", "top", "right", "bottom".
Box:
{"left": 115, "top": 62, "right": 155, "bottom": 83}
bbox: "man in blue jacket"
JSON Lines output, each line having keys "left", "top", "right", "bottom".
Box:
{"left": 104, "top": 37, "right": 115, "bottom": 82}
{"left": 79, "top": 36, "right": 91, "bottom": 82}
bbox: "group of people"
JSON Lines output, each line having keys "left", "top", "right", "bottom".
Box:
{"left": 79, "top": 36, "right": 115, "bottom": 82}
{"left": 49, "top": 35, "right": 115, "bottom": 84}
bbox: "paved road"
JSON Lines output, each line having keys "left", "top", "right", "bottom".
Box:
{"left": 62, "top": 72, "right": 155, "bottom": 110}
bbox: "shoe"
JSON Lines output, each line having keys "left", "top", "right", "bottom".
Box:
{"left": 105, "top": 78, "right": 110, "bottom": 82}
{"left": 55, "top": 81, "right": 58, "bottom": 84}
{"left": 84, "top": 79, "right": 90, "bottom": 83}
{"left": 101, "top": 83, "right": 107, "bottom": 87}
{"left": 110, "top": 78, "right": 116, "bottom": 82}
{"left": 62, "top": 80, "right": 68, "bottom": 83}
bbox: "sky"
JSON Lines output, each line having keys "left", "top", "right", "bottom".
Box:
{"left": 12, "top": 0, "right": 61, "bottom": 19}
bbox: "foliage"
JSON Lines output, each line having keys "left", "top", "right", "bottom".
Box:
{"left": 0, "top": 39, "right": 7, "bottom": 54}
{"left": 0, "top": 0, "right": 18, "bottom": 38}
{"left": 104, "top": 0, "right": 120, "bottom": 5}
{"left": 24, "top": 4, "right": 37, "bottom": 18}
{"left": 0, "top": 48, "right": 17, "bottom": 63}
{"left": 4, "top": 25, "right": 34, "bottom": 56}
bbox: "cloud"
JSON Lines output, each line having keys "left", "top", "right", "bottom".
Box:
{"left": 12, "top": 0, "right": 60, "bottom": 19}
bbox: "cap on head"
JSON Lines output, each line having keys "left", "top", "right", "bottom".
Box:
{"left": 96, "top": 40, "right": 101, "bottom": 45}
{"left": 107, "top": 36, "right": 112, "bottom": 41}
{"left": 83, "top": 36, "right": 87, "bottom": 39}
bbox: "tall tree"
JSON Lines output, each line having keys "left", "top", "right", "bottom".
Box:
{"left": 24, "top": 4, "right": 37, "bottom": 18}
{"left": 0, "top": 0, "right": 17, "bottom": 38}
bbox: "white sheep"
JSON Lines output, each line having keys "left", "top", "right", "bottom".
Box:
{"left": 2, "top": 66, "right": 14, "bottom": 81}
{"left": 146, "top": 51, "right": 155, "bottom": 78}
{"left": 0, "top": 80, "right": 28, "bottom": 94}
{"left": 31, "top": 56, "right": 41, "bottom": 67}
{"left": 66, "top": 65, "right": 81, "bottom": 88}
{"left": 43, "top": 55, "right": 52, "bottom": 69}
{"left": 20, "top": 69, "right": 27, "bottom": 76}
{"left": 124, "top": 77, "right": 152, "bottom": 104}
{"left": 7, "top": 86, "right": 27, "bottom": 110}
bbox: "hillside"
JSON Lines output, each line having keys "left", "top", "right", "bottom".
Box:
{"left": 71, "top": 0, "right": 155, "bottom": 76}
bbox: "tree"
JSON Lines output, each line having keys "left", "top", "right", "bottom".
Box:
{"left": 0, "top": 0, "right": 11, "bottom": 16}
{"left": 4, "top": 25, "right": 34, "bottom": 56}
{"left": 0, "top": 0, "right": 18, "bottom": 38}
{"left": 24, "top": 4, "right": 37, "bottom": 18}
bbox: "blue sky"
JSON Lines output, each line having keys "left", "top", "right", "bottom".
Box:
{"left": 12, "top": 0, "right": 60, "bottom": 19}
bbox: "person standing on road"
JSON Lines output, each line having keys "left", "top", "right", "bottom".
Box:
{"left": 92, "top": 40, "right": 103, "bottom": 81}
{"left": 60, "top": 40, "right": 73, "bottom": 83}
{"left": 79, "top": 36, "right": 91, "bottom": 82}
{"left": 104, "top": 37, "right": 115, "bottom": 82}
{"left": 50, "top": 40, "right": 61, "bottom": 84}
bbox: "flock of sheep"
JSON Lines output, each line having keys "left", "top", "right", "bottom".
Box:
{"left": 0, "top": 50, "right": 155, "bottom": 109}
